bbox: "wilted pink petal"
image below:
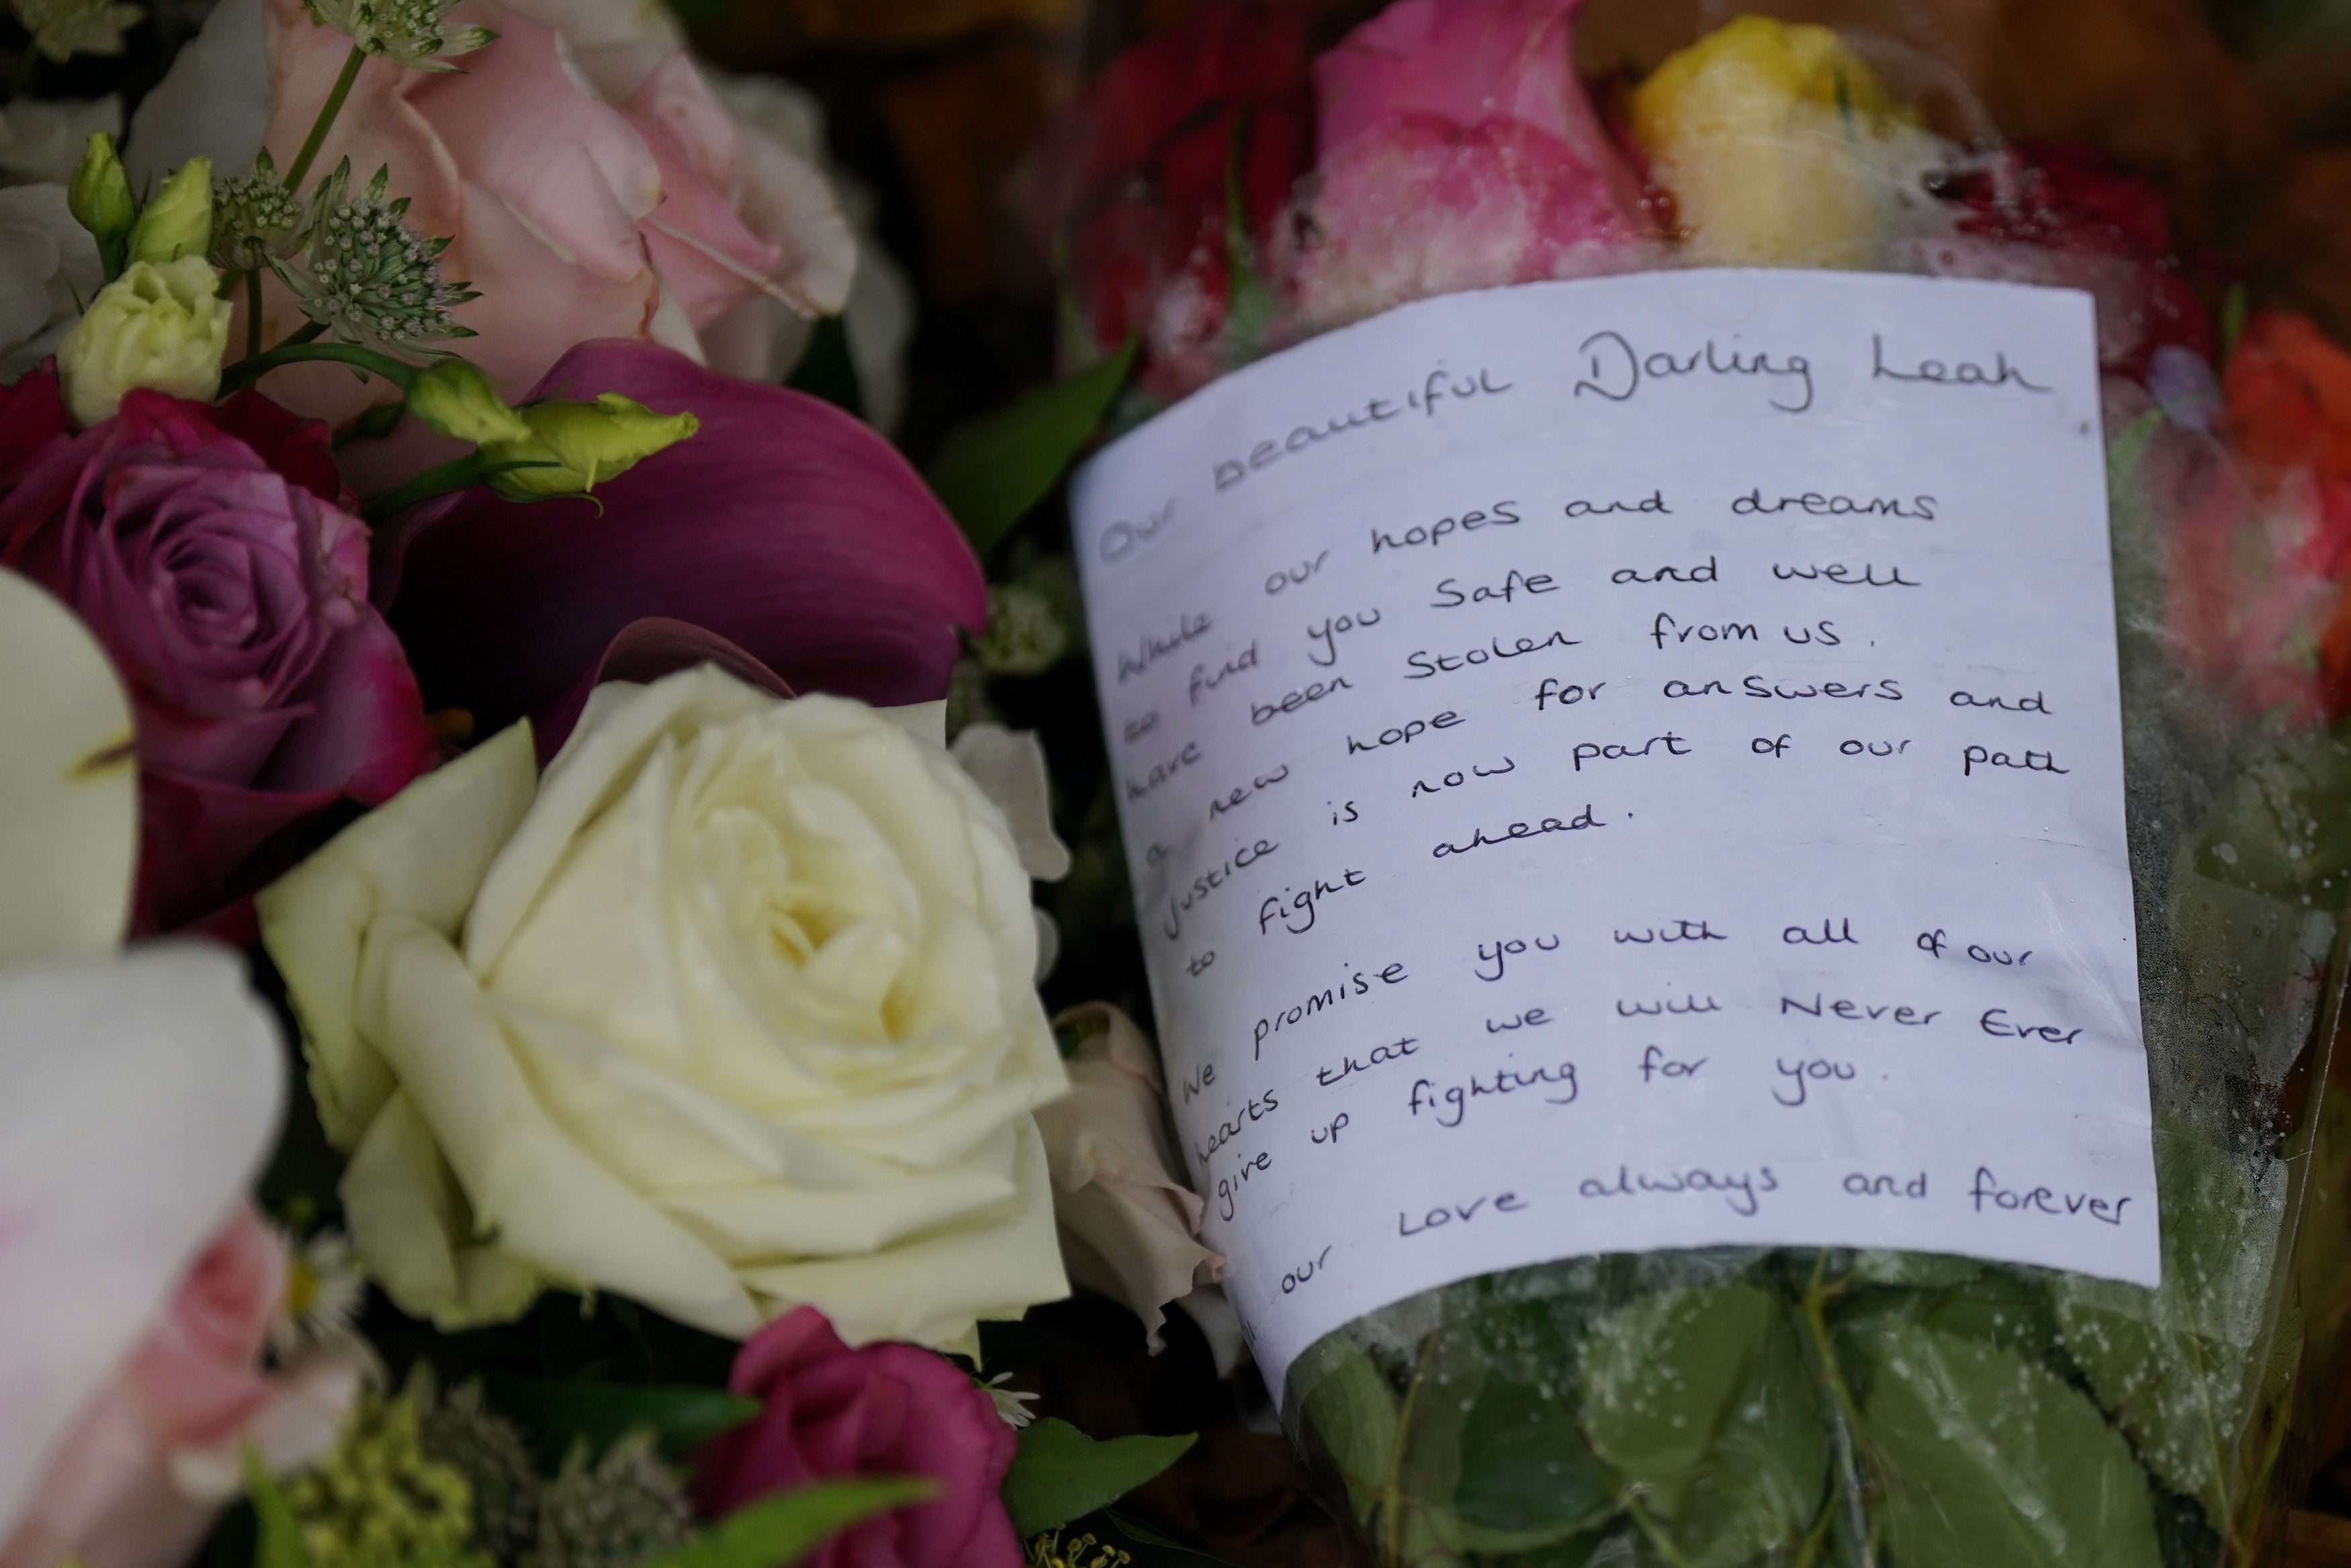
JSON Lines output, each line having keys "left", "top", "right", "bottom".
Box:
{"left": 390, "top": 340, "right": 985, "bottom": 727}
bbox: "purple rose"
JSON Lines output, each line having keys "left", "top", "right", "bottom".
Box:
{"left": 0, "top": 375, "right": 437, "bottom": 931}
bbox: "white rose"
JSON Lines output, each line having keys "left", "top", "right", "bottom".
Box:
{"left": 259, "top": 666, "right": 1072, "bottom": 1350}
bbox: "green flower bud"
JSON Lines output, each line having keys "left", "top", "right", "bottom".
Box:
{"left": 68, "top": 132, "right": 134, "bottom": 270}
{"left": 481, "top": 394, "right": 697, "bottom": 502}
{"left": 406, "top": 358, "right": 531, "bottom": 446}
{"left": 127, "top": 156, "right": 214, "bottom": 265}
{"left": 57, "top": 256, "right": 232, "bottom": 426}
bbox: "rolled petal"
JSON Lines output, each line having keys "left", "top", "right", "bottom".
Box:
{"left": 0, "top": 945, "right": 284, "bottom": 1548}
{"left": 735, "top": 1114, "right": 1069, "bottom": 1349}
{"left": 533, "top": 616, "right": 794, "bottom": 759}
{"left": 257, "top": 721, "right": 539, "bottom": 1148}
{"left": 0, "top": 566, "right": 136, "bottom": 964}
{"left": 390, "top": 340, "right": 987, "bottom": 727}
{"left": 355, "top": 913, "right": 761, "bottom": 1336}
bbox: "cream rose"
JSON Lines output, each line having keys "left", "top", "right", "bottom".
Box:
{"left": 258, "top": 665, "right": 1071, "bottom": 1350}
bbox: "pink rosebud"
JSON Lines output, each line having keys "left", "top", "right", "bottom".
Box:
{"left": 1292, "top": 0, "right": 1651, "bottom": 329}
{"left": 0, "top": 371, "right": 436, "bottom": 931}
{"left": 695, "top": 1308, "right": 1022, "bottom": 1568}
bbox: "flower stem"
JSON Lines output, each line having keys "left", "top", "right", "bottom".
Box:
{"left": 1798, "top": 1257, "right": 1877, "bottom": 1568}
{"left": 269, "top": 319, "right": 330, "bottom": 353}
{"left": 283, "top": 45, "right": 367, "bottom": 191}
{"left": 243, "top": 269, "right": 264, "bottom": 359}
{"left": 361, "top": 454, "right": 556, "bottom": 522}
{"left": 219, "top": 340, "right": 416, "bottom": 394}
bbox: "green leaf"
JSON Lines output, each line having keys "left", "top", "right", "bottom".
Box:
{"left": 243, "top": 1451, "right": 314, "bottom": 1568}
{"left": 925, "top": 339, "right": 1137, "bottom": 556}
{"left": 1851, "top": 1319, "right": 2160, "bottom": 1567}
{"left": 482, "top": 1376, "right": 762, "bottom": 1465}
{"left": 642, "top": 1477, "right": 936, "bottom": 1568}
{"left": 1292, "top": 1334, "right": 1401, "bottom": 1528}
{"left": 1579, "top": 1282, "right": 1828, "bottom": 1568}
{"left": 1002, "top": 1418, "right": 1195, "bottom": 1538}
{"left": 2052, "top": 1129, "right": 2283, "bottom": 1520}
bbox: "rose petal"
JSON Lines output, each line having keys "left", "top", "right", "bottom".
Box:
{"left": 0, "top": 567, "right": 136, "bottom": 964}
{"left": 390, "top": 340, "right": 987, "bottom": 727}
{"left": 265, "top": 606, "right": 439, "bottom": 800}
{"left": 409, "top": 11, "right": 664, "bottom": 285}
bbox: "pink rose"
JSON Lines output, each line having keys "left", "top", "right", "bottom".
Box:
{"left": 2, "top": 1207, "right": 360, "bottom": 1568}
{"left": 695, "top": 1307, "right": 1022, "bottom": 1568}
{"left": 0, "top": 371, "right": 436, "bottom": 931}
{"left": 250, "top": 0, "right": 854, "bottom": 433}
{"left": 1292, "top": 0, "right": 1650, "bottom": 328}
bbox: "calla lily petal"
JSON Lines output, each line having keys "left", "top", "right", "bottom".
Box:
{"left": 390, "top": 339, "right": 986, "bottom": 727}
{"left": 0, "top": 945, "right": 285, "bottom": 1549}
{"left": 0, "top": 567, "right": 136, "bottom": 964}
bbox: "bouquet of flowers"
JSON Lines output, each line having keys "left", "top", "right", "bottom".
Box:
{"left": 1038, "top": 1, "right": 2351, "bottom": 1563}
{"left": 0, "top": 0, "right": 1238, "bottom": 1563}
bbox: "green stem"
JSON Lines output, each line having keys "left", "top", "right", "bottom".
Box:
{"left": 1627, "top": 1497, "right": 1697, "bottom": 1568}
{"left": 219, "top": 340, "right": 416, "bottom": 394}
{"left": 283, "top": 45, "right": 366, "bottom": 191}
{"left": 243, "top": 270, "right": 263, "bottom": 359}
{"left": 361, "top": 452, "right": 488, "bottom": 523}
{"left": 269, "top": 319, "right": 329, "bottom": 353}
{"left": 360, "top": 454, "right": 556, "bottom": 523}
{"left": 1798, "top": 1258, "right": 1877, "bottom": 1568}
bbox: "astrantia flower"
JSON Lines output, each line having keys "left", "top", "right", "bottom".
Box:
{"left": 273, "top": 159, "right": 475, "bottom": 357}
{"left": 304, "top": 0, "right": 491, "bottom": 71}
{"left": 9, "top": 0, "right": 142, "bottom": 62}
{"left": 212, "top": 151, "right": 309, "bottom": 272}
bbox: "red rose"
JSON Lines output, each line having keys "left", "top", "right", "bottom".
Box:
{"left": 695, "top": 1307, "right": 1021, "bottom": 1568}
{"left": 0, "top": 369, "right": 436, "bottom": 932}
{"left": 1045, "top": 2, "right": 1315, "bottom": 398}
{"left": 1927, "top": 143, "right": 2214, "bottom": 377}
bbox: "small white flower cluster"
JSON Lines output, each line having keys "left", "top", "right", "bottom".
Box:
{"left": 272, "top": 160, "right": 476, "bottom": 355}
{"left": 303, "top": 0, "right": 492, "bottom": 70}
{"left": 8, "top": 0, "right": 142, "bottom": 62}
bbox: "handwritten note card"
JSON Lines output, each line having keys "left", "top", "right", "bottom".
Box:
{"left": 1070, "top": 270, "right": 2158, "bottom": 1396}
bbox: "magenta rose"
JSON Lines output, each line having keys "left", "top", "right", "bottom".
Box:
{"left": 1292, "top": 0, "right": 1651, "bottom": 328}
{"left": 0, "top": 373, "right": 437, "bottom": 932}
{"left": 695, "top": 1307, "right": 1021, "bottom": 1568}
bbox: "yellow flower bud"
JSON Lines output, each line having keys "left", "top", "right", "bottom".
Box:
{"left": 126, "top": 156, "right": 215, "bottom": 266}
{"left": 480, "top": 394, "right": 698, "bottom": 502}
{"left": 68, "top": 132, "right": 134, "bottom": 262}
{"left": 406, "top": 357, "right": 532, "bottom": 445}
{"left": 57, "top": 257, "right": 233, "bottom": 426}
{"left": 1630, "top": 16, "right": 1924, "bottom": 269}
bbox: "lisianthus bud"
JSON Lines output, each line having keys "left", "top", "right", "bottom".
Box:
{"left": 69, "top": 131, "right": 134, "bottom": 268}
{"left": 57, "top": 256, "right": 233, "bottom": 426}
{"left": 128, "top": 156, "right": 215, "bottom": 266}
{"left": 408, "top": 357, "right": 531, "bottom": 445}
{"left": 480, "top": 394, "right": 698, "bottom": 501}
{"left": 1630, "top": 15, "right": 1926, "bottom": 269}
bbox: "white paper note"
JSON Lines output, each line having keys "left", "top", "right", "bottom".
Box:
{"left": 1070, "top": 269, "right": 2158, "bottom": 1396}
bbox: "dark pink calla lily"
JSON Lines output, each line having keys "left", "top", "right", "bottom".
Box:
{"left": 387, "top": 340, "right": 987, "bottom": 731}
